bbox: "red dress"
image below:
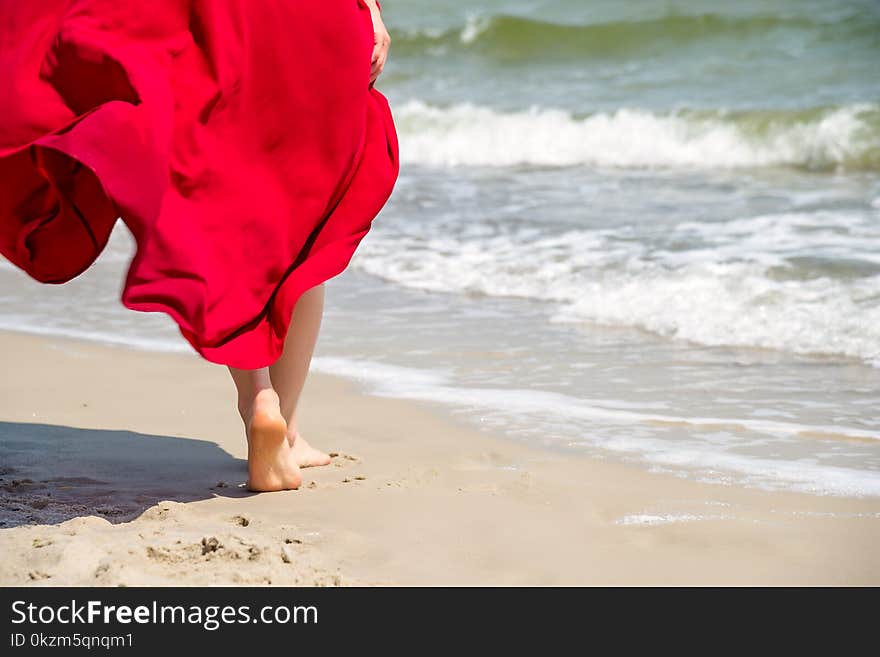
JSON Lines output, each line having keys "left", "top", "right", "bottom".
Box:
{"left": 0, "top": 0, "right": 399, "bottom": 368}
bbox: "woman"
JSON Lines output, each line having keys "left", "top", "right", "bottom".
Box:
{"left": 0, "top": 0, "right": 399, "bottom": 492}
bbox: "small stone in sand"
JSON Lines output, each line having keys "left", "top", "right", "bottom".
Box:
{"left": 28, "top": 571, "right": 50, "bottom": 581}
{"left": 248, "top": 546, "right": 261, "bottom": 561}
{"left": 329, "top": 452, "right": 339, "bottom": 458}
{"left": 354, "top": 476, "right": 366, "bottom": 481}
{"left": 201, "top": 536, "right": 221, "bottom": 555}
{"left": 342, "top": 478, "right": 351, "bottom": 483}
{"left": 32, "top": 538, "right": 52, "bottom": 549}
{"left": 307, "top": 481, "right": 317, "bottom": 489}
{"left": 281, "top": 545, "right": 295, "bottom": 564}
{"left": 284, "top": 538, "right": 303, "bottom": 545}
{"left": 232, "top": 515, "right": 250, "bottom": 527}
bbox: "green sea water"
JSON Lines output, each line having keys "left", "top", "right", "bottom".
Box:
{"left": 382, "top": 0, "right": 880, "bottom": 118}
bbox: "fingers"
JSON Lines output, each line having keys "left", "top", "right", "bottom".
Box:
{"left": 370, "top": 51, "right": 387, "bottom": 83}
{"left": 369, "top": 54, "right": 385, "bottom": 83}
{"left": 369, "top": 29, "right": 391, "bottom": 84}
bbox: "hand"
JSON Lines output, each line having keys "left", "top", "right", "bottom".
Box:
{"left": 365, "top": 1, "right": 391, "bottom": 85}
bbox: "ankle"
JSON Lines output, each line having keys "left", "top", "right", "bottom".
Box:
{"left": 238, "top": 388, "right": 279, "bottom": 424}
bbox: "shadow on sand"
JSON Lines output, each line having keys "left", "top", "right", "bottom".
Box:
{"left": 0, "top": 422, "right": 251, "bottom": 528}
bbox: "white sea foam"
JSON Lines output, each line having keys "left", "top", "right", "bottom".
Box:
{"left": 353, "top": 210, "right": 880, "bottom": 365}
{"left": 312, "top": 357, "right": 879, "bottom": 442}
{"left": 394, "top": 100, "right": 880, "bottom": 170}
{"left": 310, "top": 355, "right": 880, "bottom": 497}
{"left": 614, "top": 513, "right": 731, "bottom": 526}
{"left": 552, "top": 262, "right": 880, "bottom": 365}
{"left": 459, "top": 14, "right": 492, "bottom": 44}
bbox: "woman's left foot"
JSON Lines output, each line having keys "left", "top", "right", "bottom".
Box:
{"left": 287, "top": 430, "right": 332, "bottom": 468}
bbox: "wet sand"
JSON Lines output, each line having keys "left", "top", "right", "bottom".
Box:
{"left": 0, "top": 329, "right": 878, "bottom": 585}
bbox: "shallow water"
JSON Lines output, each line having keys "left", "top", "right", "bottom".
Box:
{"left": 2, "top": 0, "right": 879, "bottom": 497}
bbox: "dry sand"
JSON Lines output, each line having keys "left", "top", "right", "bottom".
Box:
{"left": 0, "top": 329, "right": 878, "bottom": 585}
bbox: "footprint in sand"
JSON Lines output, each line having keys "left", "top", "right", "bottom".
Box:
{"left": 201, "top": 536, "right": 221, "bottom": 555}
{"left": 329, "top": 453, "right": 360, "bottom": 468}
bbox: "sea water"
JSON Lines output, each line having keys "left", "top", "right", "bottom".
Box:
{"left": 2, "top": 0, "right": 879, "bottom": 497}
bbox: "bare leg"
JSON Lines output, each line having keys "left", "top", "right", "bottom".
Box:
{"left": 269, "top": 283, "right": 332, "bottom": 467}
{"left": 228, "top": 366, "right": 301, "bottom": 491}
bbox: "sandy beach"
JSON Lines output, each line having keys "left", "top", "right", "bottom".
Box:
{"left": 0, "top": 328, "right": 877, "bottom": 586}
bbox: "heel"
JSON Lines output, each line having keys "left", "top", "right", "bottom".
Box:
{"left": 246, "top": 410, "right": 302, "bottom": 492}
{"left": 249, "top": 408, "right": 287, "bottom": 448}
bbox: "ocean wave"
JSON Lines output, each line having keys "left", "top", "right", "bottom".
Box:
{"left": 549, "top": 262, "right": 880, "bottom": 365}
{"left": 394, "top": 11, "right": 870, "bottom": 59}
{"left": 394, "top": 100, "right": 880, "bottom": 171}
{"left": 353, "top": 211, "right": 880, "bottom": 365}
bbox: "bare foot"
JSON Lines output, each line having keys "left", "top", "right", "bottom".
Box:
{"left": 287, "top": 430, "right": 332, "bottom": 468}
{"left": 244, "top": 389, "right": 302, "bottom": 492}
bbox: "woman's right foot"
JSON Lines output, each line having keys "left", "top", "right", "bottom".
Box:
{"left": 243, "top": 389, "right": 302, "bottom": 492}
{"left": 288, "top": 430, "right": 332, "bottom": 468}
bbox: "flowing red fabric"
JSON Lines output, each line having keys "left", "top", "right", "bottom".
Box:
{"left": 0, "top": 0, "right": 399, "bottom": 368}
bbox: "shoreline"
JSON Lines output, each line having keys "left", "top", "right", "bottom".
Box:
{"left": 1, "top": 329, "right": 878, "bottom": 585}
